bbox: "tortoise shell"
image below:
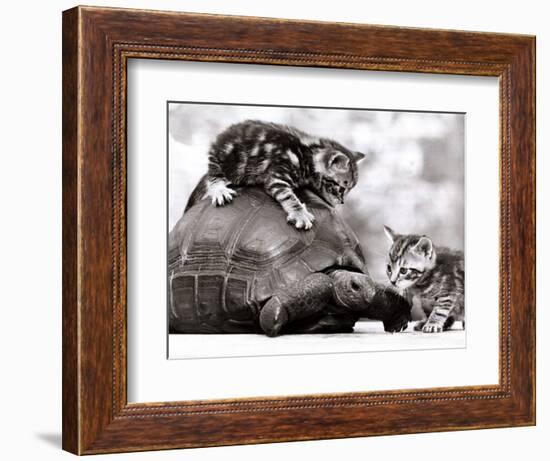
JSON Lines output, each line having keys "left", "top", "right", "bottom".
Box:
{"left": 168, "top": 187, "right": 366, "bottom": 333}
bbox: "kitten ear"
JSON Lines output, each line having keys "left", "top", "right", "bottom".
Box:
{"left": 413, "top": 237, "right": 434, "bottom": 258}
{"left": 383, "top": 225, "right": 397, "bottom": 243}
{"left": 352, "top": 151, "right": 366, "bottom": 162}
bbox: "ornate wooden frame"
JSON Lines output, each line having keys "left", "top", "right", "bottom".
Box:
{"left": 62, "top": 5, "right": 536, "bottom": 454}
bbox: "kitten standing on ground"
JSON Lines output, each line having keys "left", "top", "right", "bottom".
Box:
{"left": 185, "top": 120, "right": 365, "bottom": 230}
{"left": 383, "top": 225, "right": 465, "bottom": 333}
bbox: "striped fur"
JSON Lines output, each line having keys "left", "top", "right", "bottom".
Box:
{"left": 188, "top": 120, "right": 365, "bottom": 230}
{"left": 384, "top": 225, "right": 464, "bottom": 333}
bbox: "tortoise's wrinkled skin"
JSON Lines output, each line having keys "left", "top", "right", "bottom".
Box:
{"left": 168, "top": 187, "right": 411, "bottom": 336}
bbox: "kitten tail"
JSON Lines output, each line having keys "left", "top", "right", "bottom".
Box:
{"left": 184, "top": 174, "right": 208, "bottom": 212}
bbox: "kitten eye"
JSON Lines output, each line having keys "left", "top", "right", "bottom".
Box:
{"left": 386, "top": 264, "right": 392, "bottom": 274}
{"left": 329, "top": 153, "right": 349, "bottom": 171}
{"left": 399, "top": 267, "right": 408, "bottom": 275}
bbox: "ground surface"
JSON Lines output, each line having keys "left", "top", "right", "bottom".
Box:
{"left": 169, "top": 320, "right": 466, "bottom": 359}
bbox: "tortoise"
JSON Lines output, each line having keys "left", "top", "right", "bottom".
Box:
{"left": 168, "top": 187, "right": 411, "bottom": 336}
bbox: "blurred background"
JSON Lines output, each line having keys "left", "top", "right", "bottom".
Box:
{"left": 168, "top": 103, "right": 464, "bottom": 282}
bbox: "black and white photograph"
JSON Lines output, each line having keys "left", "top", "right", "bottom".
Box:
{"left": 0, "top": 0, "right": 542, "bottom": 458}
{"left": 167, "top": 102, "right": 465, "bottom": 358}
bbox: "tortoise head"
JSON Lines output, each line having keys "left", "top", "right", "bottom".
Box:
{"left": 332, "top": 270, "right": 411, "bottom": 332}
{"left": 332, "top": 270, "right": 377, "bottom": 311}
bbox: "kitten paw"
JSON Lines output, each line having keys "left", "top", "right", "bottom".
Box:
{"left": 286, "top": 207, "right": 315, "bottom": 230}
{"left": 414, "top": 320, "right": 427, "bottom": 331}
{"left": 207, "top": 181, "right": 237, "bottom": 206}
{"left": 422, "top": 322, "right": 443, "bottom": 333}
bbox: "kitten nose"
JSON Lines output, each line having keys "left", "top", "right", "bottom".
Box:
{"left": 390, "top": 280, "right": 397, "bottom": 286}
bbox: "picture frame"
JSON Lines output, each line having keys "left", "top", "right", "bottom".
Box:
{"left": 62, "top": 5, "right": 535, "bottom": 455}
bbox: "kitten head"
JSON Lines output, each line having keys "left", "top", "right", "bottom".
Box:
{"left": 311, "top": 140, "right": 365, "bottom": 206}
{"left": 383, "top": 225, "right": 436, "bottom": 290}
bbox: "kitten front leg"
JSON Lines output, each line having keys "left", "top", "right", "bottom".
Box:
{"left": 203, "top": 148, "right": 238, "bottom": 206}
{"left": 422, "top": 296, "right": 456, "bottom": 333}
{"left": 205, "top": 177, "right": 237, "bottom": 206}
{"left": 265, "top": 176, "right": 315, "bottom": 230}
{"left": 411, "top": 294, "right": 427, "bottom": 331}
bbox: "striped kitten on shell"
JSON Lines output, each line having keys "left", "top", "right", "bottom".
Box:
{"left": 383, "top": 225, "right": 465, "bottom": 333}
{"left": 185, "top": 120, "right": 365, "bottom": 230}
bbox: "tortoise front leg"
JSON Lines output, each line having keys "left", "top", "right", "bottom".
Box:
{"left": 366, "top": 286, "right": 412, "bottom": 332}
{"left": 286, "top": 312, "right": 359, "bottom": 334}
{"left": 259, "top": 273, "right": 334, "bottom": 337}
